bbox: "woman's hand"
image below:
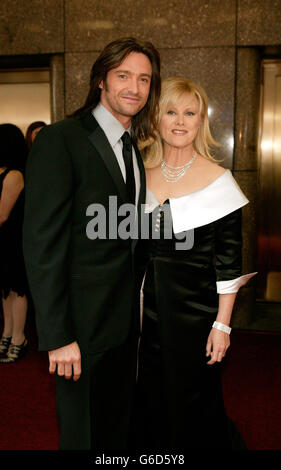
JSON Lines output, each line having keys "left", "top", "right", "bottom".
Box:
{"left": 206, "top": 328, "right": 230, "bottom": 365}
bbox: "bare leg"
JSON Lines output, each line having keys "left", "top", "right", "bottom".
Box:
{"left": 0, "top": 292, "right": 28, "bottom": 362}
{"left": 10, "top": 292, "right": 28, "bottom": 345}
{"left": 1, "top": 292, "right": 13, "bottom": 338}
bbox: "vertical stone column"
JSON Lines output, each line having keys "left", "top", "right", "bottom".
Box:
{"left": 232, "top": 47, "right": 260, "bottom": 328}
{"left": 50, "top": 55, "right": 65, "bottom": 123}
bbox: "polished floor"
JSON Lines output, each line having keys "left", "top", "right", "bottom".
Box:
{"left": 249, "top": 301, "right": 281, "bottom": 333}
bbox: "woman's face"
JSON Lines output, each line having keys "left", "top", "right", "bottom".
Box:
{"left": 159, "top": 93, "right": 202, "bottom": 152}
{"left": 31, "top": 126, "right": 44, "bottom": 142}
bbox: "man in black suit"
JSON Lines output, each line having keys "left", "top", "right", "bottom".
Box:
{"left": 23, "top": 37, "right": 161, "bottom": 450}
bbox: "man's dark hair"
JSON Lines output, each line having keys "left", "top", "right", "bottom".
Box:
{"left": 70, "top": 37, "right": 161, "bottom": 142}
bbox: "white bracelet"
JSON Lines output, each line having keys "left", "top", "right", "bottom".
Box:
{"left": 212, "top": 321, "right": 232, "bottom": 335}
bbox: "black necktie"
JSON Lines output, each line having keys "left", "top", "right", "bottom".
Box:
{"left": 121, "top": 131, "right": 136, "bottom": 204}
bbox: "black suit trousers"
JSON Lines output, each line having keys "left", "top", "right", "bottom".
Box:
{"left": 55, "top": 333, "right": 139, "bottom": 450}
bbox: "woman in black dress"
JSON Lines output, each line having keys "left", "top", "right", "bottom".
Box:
{"left": 0, "top": 124, "right": 29, "bottom": 363}
{"left": 134, "top": 77, "right": 257, "bottom": 449}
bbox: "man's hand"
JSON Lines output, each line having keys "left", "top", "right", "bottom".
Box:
{"left": 48, "top": 341, "right": 81, "bottom": 381}
{"left": 206, "top": 328, "right": 230, "bottom": 365}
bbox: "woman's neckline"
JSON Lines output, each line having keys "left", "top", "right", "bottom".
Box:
{"left": 147, "top": 169, "right": 229, "bottom": 206}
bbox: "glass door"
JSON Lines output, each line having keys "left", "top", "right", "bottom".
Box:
{"left": 257, "top": 60, "right": 281, "bottom": 302}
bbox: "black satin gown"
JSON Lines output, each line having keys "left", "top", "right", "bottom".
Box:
{"left": 133, "top": 201, "right": 245, "bottom": 450}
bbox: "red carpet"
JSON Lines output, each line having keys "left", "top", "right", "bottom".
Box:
{"left": 222, "top": 329, "right": 281, "bottom": 450}
{"left": 0, "top": 323, "right": 280, "bottom": 450}
{"left": 0, "top": 321, "right": 59, "bottom": 450}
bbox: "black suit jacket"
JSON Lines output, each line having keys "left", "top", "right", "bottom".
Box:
{"left": 23, "top": 110, "right": 146, "bottom": 353}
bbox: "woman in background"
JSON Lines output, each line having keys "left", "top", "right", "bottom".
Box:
{"left": 25, "top": 121, "right": 46, "bottom": 151}
{"left": 134, "top": 77, "right": 257, "bottom": 449}
{"left": 0, "top": 124, "right": 29, "bottom": 363}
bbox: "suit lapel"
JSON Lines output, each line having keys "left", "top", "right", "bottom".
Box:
{"left": 82, "top": 111, "right": 127, "bottom": 201}
{"left": 133, "top": 141, "right": 146, "bottom": 209}
{"left": 81, "top": 111, "right": 147, "bottom": 244}
{"left": 133, "top": 142, "right": 146, "bottom": 249}
{"left": 89, "top": 126, "right": 128, "bottom": 201}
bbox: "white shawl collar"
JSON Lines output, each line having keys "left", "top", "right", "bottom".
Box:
{"left": 145, "top": 170, "right": 249, "bottom": 234}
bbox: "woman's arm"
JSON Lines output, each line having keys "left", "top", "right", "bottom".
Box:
{"left": 206, "top": 209, "right": 242, "bottom": 365}
{"left": 206, "top": 292, "right": 236, "bottom": 365}
{"left": 0, "top": 170, "right": 24, "bottom": 226}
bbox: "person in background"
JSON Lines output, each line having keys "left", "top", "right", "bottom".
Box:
{"left": 25, "top": 121, "right": 46, "bottom": 151}
{"left": 133, "top": 77, "right": 257, "bottom": 450}
{"left": 0, "top": 124, "right": 29, "bottom": 363}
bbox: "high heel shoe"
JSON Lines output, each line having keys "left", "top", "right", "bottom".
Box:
{"left": 0, "top": 338, "right": 28, "bottom": 363}
{"left": 0, "top": 336, "right": 12, "bottom": 357}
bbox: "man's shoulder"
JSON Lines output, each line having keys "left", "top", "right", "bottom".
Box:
{"left": 42, "top": 115, "right": 84, "bottom": 136}
{"left": 41, "top": 111, "right": 99, "bottom": 140}
{"left": 29, "top": 115, "right": 91, "bottom": 157}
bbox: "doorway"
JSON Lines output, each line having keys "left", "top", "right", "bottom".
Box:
{"left": 257, "top": 60, "right": 281, "bottom": 303}
{"left": 0, "top": 68, "right": 51, "bottom": 136}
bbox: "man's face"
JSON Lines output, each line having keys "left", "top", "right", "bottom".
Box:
{"left": 99, "top": 52, "right": 152, "bottom": 126}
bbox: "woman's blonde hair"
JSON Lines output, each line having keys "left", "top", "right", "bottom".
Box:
{"left": 140, "top": 77, "right": 220, "bottom": 168}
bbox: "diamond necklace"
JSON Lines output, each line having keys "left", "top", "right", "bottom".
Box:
{"left": 161, "top": 151, "right": 197, "bottom": 183}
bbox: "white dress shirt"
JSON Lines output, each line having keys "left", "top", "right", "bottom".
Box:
{"left": 92, "top": 103, "right": 140, "bottom": 205}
